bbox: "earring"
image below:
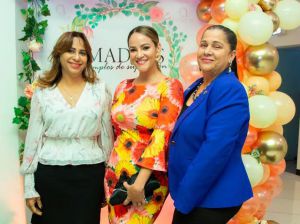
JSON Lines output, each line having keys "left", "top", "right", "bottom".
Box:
{"left": 156, "top": 54, "right": 162, "bottom": 67}
{"left": 228, "top": 61, "right": 232, "bottom": 73}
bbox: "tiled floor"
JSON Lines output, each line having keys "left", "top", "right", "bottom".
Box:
{"left": 264, "top": 160, "right": 300, "bottom": 224}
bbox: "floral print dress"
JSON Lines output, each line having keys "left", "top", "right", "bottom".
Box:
{"left": 104, "top": 77, "right": 183, "bottom": 224}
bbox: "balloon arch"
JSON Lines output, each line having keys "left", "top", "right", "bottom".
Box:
{"left": 16, "top": 0, "right": 300, "bottom": 223}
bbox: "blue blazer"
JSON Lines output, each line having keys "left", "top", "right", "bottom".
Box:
{"left": 168, "top": 71, "right": 253, "bottom": 214}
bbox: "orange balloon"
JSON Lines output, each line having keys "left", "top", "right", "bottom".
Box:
{"left": 242, "top": 145, "right": 252, "bottom": 154}
{"left": 235, "top": 197, "right": 260, "bottom": 218}
{"left": 244, "top": 126, "right": 258, "bottom": 147}
{"left": 262, "top": 123, "right": 283, "bottom": 135}
{"left": 246, "top": 75, "right": 270, "bottom": 95}
{"left": 253, "top": 206, "right": 267, "bottom": 220}
{"left": 227, "top": 218, "right": 240, "bottom": 224}
{"left": 253, "top": 185, "right": 272, "bottom": 204}
{"left": 179, "top": 53, "right": 202, "bottom": 86}
{"left": 235, "top": 215, "right": 257, "bottom": 224}
{"left": 269, "top": 159, "right": 286, "bottom": 176}
{"left": 265, "top": 71, "right": 282, "bottom": 91}
{"left": 260, "top": 175, "right": 283, "bottom": 198}
{"left": 259, "top": 164, "right": 270, "bottom": 185}
{"left": 236, "top": 41, "right": 245, "bottom": 81}
{"left": 196, "top": 24, "right": 212, "bottom": 45}
{"left": 211, "top": 0, "right": 227, "bottom": 23}
{"left": 196, "top": 0, "right": 213, "bottom": 22}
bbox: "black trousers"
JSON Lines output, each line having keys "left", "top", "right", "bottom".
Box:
{"left": 172, "top": 205, "right": 241, "bottom": 224}
{"left": 31, "top": 162, "right": 105, "bottom": 224}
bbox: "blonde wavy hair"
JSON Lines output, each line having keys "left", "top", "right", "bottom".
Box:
{"left": 37, "top": 31, "right": 97, "bottom": 88}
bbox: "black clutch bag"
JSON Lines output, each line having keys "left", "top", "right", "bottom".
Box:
{"left": 109, "top": 172, "right": 160, "bottom": 206}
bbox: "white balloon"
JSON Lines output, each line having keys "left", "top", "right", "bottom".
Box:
{"left": 249, "top": 95, "right": 278, "bottom": 128}
{"left": 242, "top": 154, "right": 264, "bottom": 187}
{"left": 274, "top": 0, "right": 300, "bottom": 30}
{"left": 238, "top": 11, "right": 273, "bottom": 45}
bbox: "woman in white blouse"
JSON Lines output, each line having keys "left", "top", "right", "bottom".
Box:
{"left": 20, "top": 31, "right": 113, "bottom": 224}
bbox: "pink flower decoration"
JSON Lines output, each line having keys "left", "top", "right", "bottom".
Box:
{"left": 135, "top": 0, "right": 145, "bottom": 3}
{"left": 24, "top": 84, "right": 34, "bottom": 99}
{"left": 28, "top": 39, "right": 42, "bottom": 52}
{"left": 24, "top": 81, "right": 38, "bottom": 99}
{"left": 82, "top": 26, "right": 94, "bottom": 39}
{"left": 149, "top": 6, "right": 164, "bottom": 23}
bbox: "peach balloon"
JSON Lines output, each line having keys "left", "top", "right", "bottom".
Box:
{"left": 196, "top": 0, "right": 213, "bottom": 22}
{"left": 179, "top": 53, "right": 202, "bottom": 86}
{"left": 211, "top": 0, "right": 227, "bottom": 23}
{"left": 265, "top": 71, "right": 282, "bottom": 91}
{"left": 242, "top": 145, "right": 252, "bottom": 154}
{"left": 196, "top": 24, "right": 212, "bottom": 45}
{"left": 269, "top": 159, "right": 286, "bottom": 176}
{"left": 262, "top": 123, "right": 283, "bottom": 135}
{"left": 269, "top": 91, "right": 296, "bottom": 125}
{"left": 246, "top": 75, "right": 270, "bottom": 95}
{"left": 244, "top": 126, "right": 258, "bottom": 147}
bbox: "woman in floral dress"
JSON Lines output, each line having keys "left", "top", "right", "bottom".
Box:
{"left": 104, "top": 25, "right": 184, "bottom": 224}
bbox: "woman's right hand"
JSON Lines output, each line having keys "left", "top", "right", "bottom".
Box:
{"left": 26, "top": 197, "right": 43, "bottom": 216}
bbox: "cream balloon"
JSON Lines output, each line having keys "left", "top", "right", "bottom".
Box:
{"left": 225, "top": 0, "right": 248, "bottom": 20}
{"left": 242, "top": 154, "right": 264, "bottom": 187}
{"left": 238, "top": 11, "right": 273, "bottom": 45}
{"left": 269, "top": 91, "right": 296, "bottom": 125}
{"left": 274, "top": 0, "right": 300, "bottom": 30}
{"left": 221, "top": 18, "right": 239, "bottom": 34}
{"left": 249, "top": 95, "right": 277, "bottom": 128}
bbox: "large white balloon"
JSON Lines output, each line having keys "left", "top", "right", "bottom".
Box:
{"left": 238, "top": 11, "right": 273, "bottom": 45}
{"left": 249, "top": 95, "right": 278, "bottom": 128}
{"left": 274, "top": 0, "right": 300, "bottom": 30}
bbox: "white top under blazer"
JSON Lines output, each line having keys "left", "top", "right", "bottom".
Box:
{"left": 20, "top": 78, "right": 114, "bottom": 198}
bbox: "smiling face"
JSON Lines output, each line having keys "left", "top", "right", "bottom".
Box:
{"left": 128, "top": 32, "right": 161, "bottom": 74}
{"left": 197, "top": 29, "right": 236, "bottom": 76}
{"left": 59, "top": 37, "right": 88, "bottom": 78}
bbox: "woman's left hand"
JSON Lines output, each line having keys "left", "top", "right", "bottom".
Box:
{"left": 123, "top": 182, "right": 146, "bottom": 207}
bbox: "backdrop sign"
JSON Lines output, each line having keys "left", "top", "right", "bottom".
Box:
{"left": 38, "top": 0, "right": 200, "bottom": 90}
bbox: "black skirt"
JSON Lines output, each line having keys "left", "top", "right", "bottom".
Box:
{"left": 31, "top": 162, "right": 105, "bottom": 224}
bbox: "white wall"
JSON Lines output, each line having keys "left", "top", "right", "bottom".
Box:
{"left": 0, "top": 0, "right": 26, "bottom": 223}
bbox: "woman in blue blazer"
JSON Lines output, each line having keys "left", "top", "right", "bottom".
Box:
{"left": 168, "top": 25, "right": 253, "bottom": 224}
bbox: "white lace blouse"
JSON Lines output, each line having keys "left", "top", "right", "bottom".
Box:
{"left": 20, "top": 79, "right": 114, "bottom": 199}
